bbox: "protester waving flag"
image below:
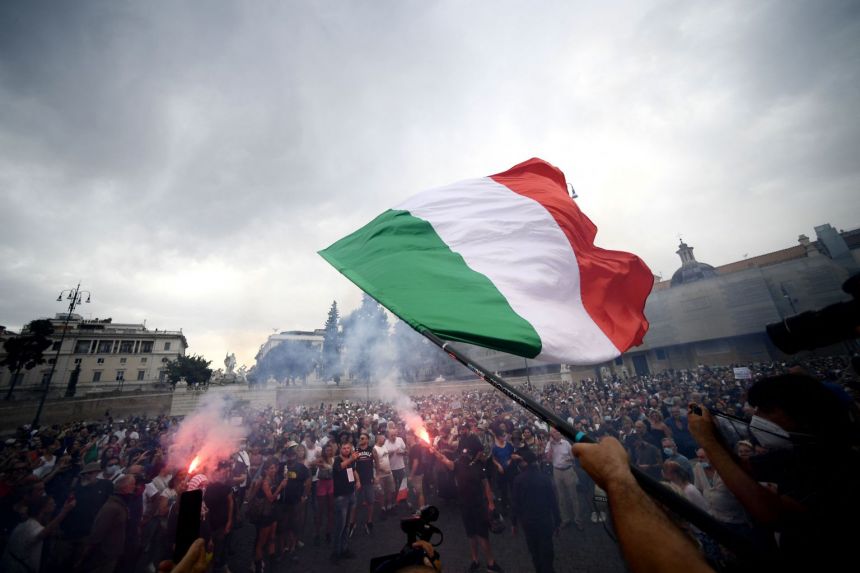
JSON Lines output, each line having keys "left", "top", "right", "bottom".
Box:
{"left": 319, "top": 158, "right": 653, "bottom": 365}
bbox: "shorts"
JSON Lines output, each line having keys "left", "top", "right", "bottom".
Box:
{"left": 461, "top": 505, "right": 489, "bottom": 538}
{"left": 377, "top": 473, "right": 395, "bottom": 496}
{"left": 410, "top": 475, "right": 424, "bottom": 494}
{"left": 316, "top": 478, "right": 334, "bottom": 497}
{"left": 357, "top": 480, "right": 375, "bottom": 506}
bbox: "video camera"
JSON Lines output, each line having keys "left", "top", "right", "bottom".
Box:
{"left": 766, "top": 273, "right": 860, "bottom": 354}
{"left": 369, "top": 505, "right": 443, "bottom": 573}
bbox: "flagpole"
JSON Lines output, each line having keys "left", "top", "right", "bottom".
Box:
{"left": 419, "top": 328, "right": 760, "bottom": 562}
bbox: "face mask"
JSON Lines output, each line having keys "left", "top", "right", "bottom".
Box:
{"left": 750, "top": 415, "right": 793, "bottom": 452}
{"left": 106, "top": 465, "right": 120, "bottom": 475}
{"left": 663, "top": 448, "right": 674, "bottom": 456}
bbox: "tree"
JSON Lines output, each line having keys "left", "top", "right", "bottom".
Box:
{"left": 165, "top": 354, "right": 213, "bottom": 388}
{"left": 1, "top": 319, "right": 54, "bottom": 400}
{"left": 391, "top": 320, "right": 436, "bottom": 382}
{"left": 321, "top": 301, "right": 341, "bottom": 384}
{"left": 255, "top": 340, "right": 319, "bottom": 385}
{"left": 341, "top": 294, "right": 390, "bottom": 384}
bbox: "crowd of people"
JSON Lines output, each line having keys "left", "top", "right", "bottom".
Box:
{"left": 0, "top": 354, "right": 855, "bottom": 573}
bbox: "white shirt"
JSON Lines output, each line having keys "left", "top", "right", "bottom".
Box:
{"left": 386, "top": 437, "right": 407, "bottom": 471}
{"left": 32, "top": 456, "right": 56, "bottom": 479}
{"left": 374, "top": 444, "right": 392, "bottom": 475}
{"left": 304, "top": 444, "right": 321, "bottom": 481}
{"left": 1, "top": 518, "right": 44, "bottom": 573}
{"left": 545, "top": 439, "right": 574, "bottom": 469}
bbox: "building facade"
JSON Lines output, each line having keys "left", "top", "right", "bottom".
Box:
{"left": 457, "top": 223, "right": 859, "bottom": 381}
{"left": 0, "top": 314, "right": 187, "bottom": 398}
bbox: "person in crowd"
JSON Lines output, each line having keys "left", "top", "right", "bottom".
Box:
{"left": 689, "top": 373, "right": 860, "bottom": 571}
{"left": 54, "top": 461, "right": 112, "bottom": 568}
{"left": 310, "top": 442, "right": 335, "bottom": 545}
{"left": 430, "top": 433, "right": 503, "bottom": 573}
{"left": 490, "top": 425, "right": 514, "bottom": 514}
{"left": 330, "top": 442, "right": 360, "bottom": 562}
{"left": 661, "top": 437, "right": 694, "bottom": 482}
{"left": 407, "top": 432, "right": 429, "bottom": 510}
{"left": 521, "top": 426, "right": 543, "bottom": 455}
{"left": 663, "top": 460, "right": 709, "bottom": 513}
{"left": 204, "top": 461, "right": 234, "bottom": 573}
{"left": 384, "top": 427, "right": 407, "bottom": 511}
{"left": 1, "top": 494, "right": 75, "bottom": 573}
{"left": 665, "top": 405, "right": 698, "bottom": 458}
{"left": 573, "top": 436, "right": 715, "bottom": 573}
{"left": 373, "top": 432, "right": 395, "bottom": 518}
{"left": 545, "top": 428, "right": 583, "bottom": 531}
{"left": 628, "top": 423, "right": 663, "bottom": 481}
{"left": 253, "top": 460, "right": 286, "bottom": 573}
{"left": 352, "top": 432, "right": 376, "bottom": 535}
{"left": 277, "top": 442, "right": 309, "bottom": 561}
{"left": 77, "top": 474, "right": 135, "bottom": 573}
{"left": 511, "top": 447, "right": 560, "bottom": 573}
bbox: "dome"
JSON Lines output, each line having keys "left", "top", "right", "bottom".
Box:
{"left": 670, "top": 241, "right": 717, "bottom": 287}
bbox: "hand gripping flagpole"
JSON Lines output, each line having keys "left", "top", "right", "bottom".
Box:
{"left": 419, "top": 328, "right": 762, "bottom": 562}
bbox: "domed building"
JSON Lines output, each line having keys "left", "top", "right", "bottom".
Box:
{"left": 670, "top": 241, "right": 718, "bottom": 287}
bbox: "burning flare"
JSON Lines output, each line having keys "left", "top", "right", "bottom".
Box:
{"left": 417, "top": 427, "right": 431, "bottom": 445}
{"left": 188, "top": 455, "right": 201, "bottom": 474}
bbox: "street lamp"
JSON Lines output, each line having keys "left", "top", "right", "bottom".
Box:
{"left": 32, "top": 282, "right": 91, "bottom": 428}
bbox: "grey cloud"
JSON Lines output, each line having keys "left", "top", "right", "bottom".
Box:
{"left": 1, "top": 1, "right": 858, "bottom": 364}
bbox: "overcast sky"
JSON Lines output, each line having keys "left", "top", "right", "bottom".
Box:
{"left": 1, "top": 0, "right": 858, "bottom": 368}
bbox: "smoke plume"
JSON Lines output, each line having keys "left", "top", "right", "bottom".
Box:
{"left": 169, "top": 393, "right": 247, "bottom": 474}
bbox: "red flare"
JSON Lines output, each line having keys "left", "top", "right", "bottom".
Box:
{"left": 417, "top": 428, "right": 430, "bottom": 444}
{"left": 188, "top": 455, "right": 201, "bottom": 474}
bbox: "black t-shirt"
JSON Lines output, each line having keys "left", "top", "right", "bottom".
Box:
{"left": 355, "top": 447, "right": 374, "bottom": 483}
{"left": 410, "top": 444, "right": 429, "bottom": 476}
{"left": 62, "top": 478, "right": 114, "bottom": 539}
{"left": 203, "top": 482, "right": 232, "bottom": 531}
{"left": 454, "top": 458, "right": 488, "bottom": 509}
{"left": 282, "top": 462, "right": 310, "bottom": 505}
{"left": 332, "top": 457, "right": 356, "bottom": 497}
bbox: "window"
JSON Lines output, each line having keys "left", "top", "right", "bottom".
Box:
{"left": 97, "top": 358, "right": 105, "bottom": 364}
{"left": 655, "top": 348, "right": 667, "bottom": 360}
{"left": 75, "top": 340, "right": 92, "bottom": 354}
{"left": 74, "top": 358, "right": 82, "bottom": 364}
{"left": 52, "top": 341, "right": 61, "bottom": 351}
{"left": 164, "top": 342, "right": 172, "bottom": 351}
{"left": 159, "top": 370, "right": 167, "bottom": 382}
{"left": 93, "top": 371, "right": 102, "bottom": 382}
{"left": 140, "top": 341, "right": 154, "bottom": 353}
{"left": 141, "top": 357, "right": 147, "bottom": 363}
{"left": 120, "top": 357, "right": 127, "bottom": 364}
{"left": 97, "top": 340, "right": 113, "bottom": 353}
{"left": 137, "top": 370, "right": 145, "bottom": 381}
{"left": 116, "top": 370, "right": 125, "bottom": 381}
{"left": 119, "top": 340, "right": 135, "bottom": 353}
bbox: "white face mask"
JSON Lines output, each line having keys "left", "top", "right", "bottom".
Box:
{"left": 750, "top": 415, "right": 793, "bottom": 451}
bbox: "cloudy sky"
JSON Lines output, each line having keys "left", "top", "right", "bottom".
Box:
{"left": 1, "top": 0, "right": 858, "bottom": 367}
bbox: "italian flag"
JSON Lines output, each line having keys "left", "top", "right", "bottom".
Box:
{"left": 319, "top": 158, "right": 653, "bottom": 365}
{"left": 396, "top": 476, "right": 409, "bottom": 503}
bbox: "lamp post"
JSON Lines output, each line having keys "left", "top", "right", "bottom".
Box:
{"left": 32, "top": 283, "right": 90, "bottom": 428}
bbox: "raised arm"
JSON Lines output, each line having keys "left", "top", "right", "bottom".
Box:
{"left": 573, "top": 437, "right": 713, "bottom": 573}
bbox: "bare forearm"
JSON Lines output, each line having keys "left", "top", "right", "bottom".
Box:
{"left": 606, "top": 476, "right": 713, "bottom": 573}
{"left": 699, "top": 438, "right": 783, "bottom": 525}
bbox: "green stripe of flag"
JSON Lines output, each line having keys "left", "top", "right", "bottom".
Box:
{"left": 319, "top": 209, "right": 542, "bottom": 358}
